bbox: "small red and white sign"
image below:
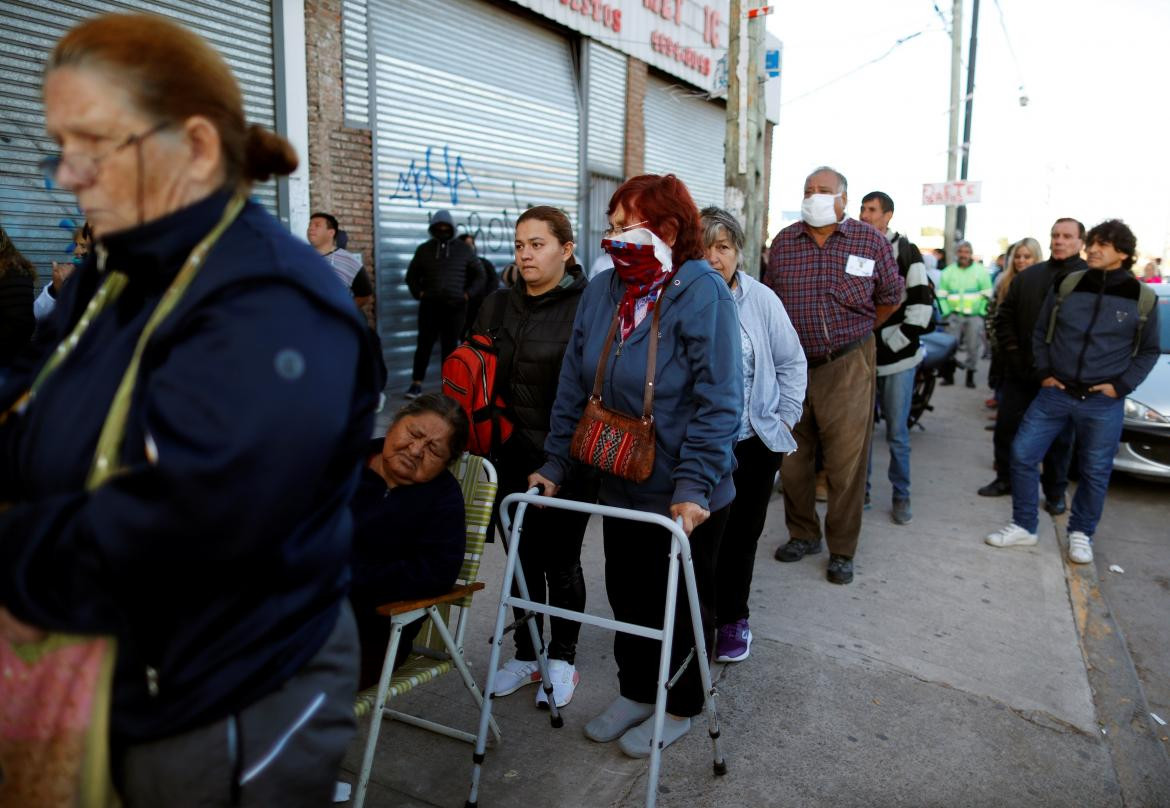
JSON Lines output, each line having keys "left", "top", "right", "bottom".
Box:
{"left": 922, "top": 181, "right": 982, "bottom": 206}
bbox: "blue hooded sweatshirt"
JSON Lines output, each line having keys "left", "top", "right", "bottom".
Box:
{"left": 538, "top": 259, "right": 743, "bottom": 514}
{"left": 0, "top": 191, "right": 384, "bottom": 744}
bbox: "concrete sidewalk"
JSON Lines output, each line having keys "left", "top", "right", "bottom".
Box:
{"left": 344, "top": 382, "right": 1149, "bottom": 807}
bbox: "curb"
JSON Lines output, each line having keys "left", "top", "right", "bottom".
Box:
{"left": 1057, "top": 521, "right": 1170, "bottom": 805}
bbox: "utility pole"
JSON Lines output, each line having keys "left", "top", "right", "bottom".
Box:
{"left": 724, "top": 1, "right": 768, "bottom": 276}
{"left": 744, "top": 3, "right": 766, "bottom": 276}
{"left": 725, "top": 0, "right": 743, "bottom": 226}
{"left": 944, "top": 0, "right": 963, "bottom": 264}
{"left": 955, "top": 0, "right": 980, "bottom": 243}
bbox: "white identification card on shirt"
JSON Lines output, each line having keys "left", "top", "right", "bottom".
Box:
{"left": 845, "top": 255, "right": 875, "bottom": 277}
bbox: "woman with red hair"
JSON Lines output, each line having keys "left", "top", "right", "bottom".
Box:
{"left": 530, "top": 174, "right": 742, "bottom": 758}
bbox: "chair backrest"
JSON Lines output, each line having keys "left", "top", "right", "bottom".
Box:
{"left": 411, "top": 454, "right": 496, "bottom": 654}
{"left": 451, "top": 453, "right": 497, "bottom": 605}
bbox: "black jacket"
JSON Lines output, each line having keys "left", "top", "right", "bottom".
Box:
{"left": 349, "top": 453, "right": 465, "bottom": 608}
{"left": 405, "top": 211, "right": 484, "bottom": 301}
{"left": 996, "top": 254, "right": 1088, "bottom": 380}
{"left": 0, "top": 269, "right": 34, "bottom": 366}
{"left": 1033, "top": 268, "right": 1160, "bottom": 396}
{"left": 0, "top": 191, "right": 383, "bottom": 744}
{"left": 472, "top": 267, "right": 588, "bottom": 467}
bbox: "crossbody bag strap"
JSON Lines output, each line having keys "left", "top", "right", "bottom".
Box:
{"left": 87, "top": 192, "right": 247, "bottom": 490}
{"left": 641, "top": 302, "right": 661, "bottom": 420}
{"left": 591, "top": 304, "right": 623, "bottom": 399}
{"left": 589, "top": 299, "right": 661, "bottom": 421}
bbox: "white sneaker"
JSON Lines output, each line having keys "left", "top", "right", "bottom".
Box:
{"left": 491, "top": 658, "right": 540, "bottom": 697}
{"left": 535, "top": 659, "right": 580, "bottom": 709}
{"left": 984, "top": 523, "right": 1038, "bottom": 548}
{"left": 1068, "top": 531, "right": 1094, "bottom": 564}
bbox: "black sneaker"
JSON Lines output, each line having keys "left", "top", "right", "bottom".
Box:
{"left": 977, "top": 478, "right": 1011, "bottom": 497}
{"left": 1044, "top": 497, "right": 1067, "bottom": 516}
{"left": 774, "top": 538, "right": 822, "bottom": 563}
{"left": 404, "top": 383, "right": 422, "bottom": 400}
{"left": 827, "top": 554, "right": 854, "bottom": 585}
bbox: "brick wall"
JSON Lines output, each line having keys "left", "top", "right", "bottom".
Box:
{"left": 304, "top": 0, "right": 376, "bottom": 322}
{"left": 624, "top": 57, "right": 647, "bottom": 178}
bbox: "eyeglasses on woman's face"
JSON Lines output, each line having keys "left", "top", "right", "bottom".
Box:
{"left": 38, "top": 121, "right": 170, "bottom": 188}
{"left": 603, "top": 220, "right": 648, "bottom": 239}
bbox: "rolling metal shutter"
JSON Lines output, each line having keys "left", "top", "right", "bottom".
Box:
{"left": 582, "top": 41, "right": 625, "bottom": 270}
{"left": 586, "top": 42, "right": 625, "bottom": 178}
{"left": 643, "top": 75, "right": 726, "bottom": 210}
{"left": 367, "top": 0, "right": 580, "bottom": 391}
{"left": 341, "top": 0, "right": 370, "bottom": 128}
{"left": 0, "top": 0, "right": 279, "bottom": 284}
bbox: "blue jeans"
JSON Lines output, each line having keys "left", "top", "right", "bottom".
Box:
{"left": 1011, "top": 387, "right": 1124, "bottom": 536}
{"left": 866, "top": 365, "right": 916, "bottom": 501}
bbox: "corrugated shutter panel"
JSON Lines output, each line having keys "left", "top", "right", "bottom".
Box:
{"left": 584, "top": 172, "right": 619, "bottom": 272}
{"left": 0, "top": 1, "right": 278, "bottom": 285}
{"left": 586, "top": 42, "right": 625, "bottom": 178}
{"left": 342, "top": 0, "right": 370, "bottom": 128}
{"left": 643, "top": 76, "right": 726, "bottom": 210}
{"left": 369, "top": 0, "right": 580, "bottom": 392}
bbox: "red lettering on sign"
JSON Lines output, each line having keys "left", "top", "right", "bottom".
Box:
{"left": 650, "top": 28, "right": 710, "bottom": 76}
{"left": 564, "top": 0, "right": 621, "bottom": 32}
{"left": 703, "top": 6, "right": 721, "bottom": 48}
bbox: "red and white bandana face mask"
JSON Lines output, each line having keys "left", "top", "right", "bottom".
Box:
{"left": 602, "top": 228, "right": 675, "bottom": 340}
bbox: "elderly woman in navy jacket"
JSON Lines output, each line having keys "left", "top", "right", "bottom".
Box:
{"left": 700, "top": 207, "right": 806, "bottom": 664}
{"left": 0, "top": 15, "right": 382, "bottom": 804}
{"left": 530, "top": 174, "right": 742, "bottom": 759}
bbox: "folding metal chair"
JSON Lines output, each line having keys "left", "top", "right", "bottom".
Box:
{"left": 353, "top": 454, "right": 501, "bottom": 808}
{"left": 465, "top": 490, "right": 727, "bottom": 808}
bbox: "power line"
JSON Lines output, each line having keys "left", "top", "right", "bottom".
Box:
{"left": 991, "top": 0, "right": 1028, "bottom": 99}
{"left": 781, "top": 28, "right": 938, "bottom": 107}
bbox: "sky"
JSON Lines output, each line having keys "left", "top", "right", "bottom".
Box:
{"left": 765, "top": 0, "right": 1170, "bottom": 264}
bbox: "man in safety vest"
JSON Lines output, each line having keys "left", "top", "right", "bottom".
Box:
{"left": 937, "top": 241, "right": 992, "bottom": 387}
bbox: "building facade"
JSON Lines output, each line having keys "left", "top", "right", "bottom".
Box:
{"left": 0, "top": 0, "right": 779, "bottom": 392}
{"left": 315, "top": 0, "right": 780, "bottom": 390}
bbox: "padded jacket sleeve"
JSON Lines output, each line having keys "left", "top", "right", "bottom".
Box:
{"left": 0, "top": 284, "right": 369, "bottom": 634}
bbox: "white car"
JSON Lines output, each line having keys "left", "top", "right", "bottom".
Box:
{"left": 1114, "top": 283, "right": 1170, "bottom": 481}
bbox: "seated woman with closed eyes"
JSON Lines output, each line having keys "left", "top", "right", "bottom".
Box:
{"left": 348, "top": 393, "right": 470, "bottom": 687}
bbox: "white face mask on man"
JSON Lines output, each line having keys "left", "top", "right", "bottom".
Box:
{"left": 800, "top": 193, "right": 842, "bottom": 227}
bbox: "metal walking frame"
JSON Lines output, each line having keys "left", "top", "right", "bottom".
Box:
{"left": 464, "top": 489, "right": 728, "bottom": 808}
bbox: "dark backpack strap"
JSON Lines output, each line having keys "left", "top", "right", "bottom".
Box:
{"left": 1045, "top": 270, "right": 1086, "bottom": 344}
{"left": 1133, "top": 281, "right": 1157, "bottom": 357}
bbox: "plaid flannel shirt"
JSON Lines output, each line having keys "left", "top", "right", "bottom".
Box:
{"left": 764, "top": 217, "right": 903, "bottom": 361}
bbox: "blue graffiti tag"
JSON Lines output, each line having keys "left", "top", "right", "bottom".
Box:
{"left": 456, "top": 182, "right": 531, "bottom": 253}
{"left": 388, "top": 145, "right": 480, "bottom": 208}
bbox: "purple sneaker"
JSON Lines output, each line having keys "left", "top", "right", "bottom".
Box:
{"left": 715, "top": 619, "right": 752, "bottom": 663}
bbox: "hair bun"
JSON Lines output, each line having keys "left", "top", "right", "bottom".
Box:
{"left": 243, "top": 124, "right": 298, "bottom": 182}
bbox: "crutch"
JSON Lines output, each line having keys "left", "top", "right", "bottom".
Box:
{"left": 465, "top": 490, "right": 727, "bottom": 808}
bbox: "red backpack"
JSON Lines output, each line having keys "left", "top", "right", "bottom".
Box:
{"left": 441, "top": 298, "right": 513, "bottom": 456}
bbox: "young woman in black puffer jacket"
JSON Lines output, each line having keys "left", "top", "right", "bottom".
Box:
{"left": 472, "top": 206, "right": 598, "bottom": 711}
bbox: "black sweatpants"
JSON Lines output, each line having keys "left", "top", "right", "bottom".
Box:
{"left": 496, "top": 455, "right": 598, "bottom": 664}
{"left": 602, "top": 504, "right": 729, "bottom": 718}
{"left": 716, "top": 435, "right": 781, "bottom": 625}
{"left": 412, "top": 296, "right": 466, "bottom": 382}
{"left": 993, "top": 375, "right": 1073, "bottom": 499}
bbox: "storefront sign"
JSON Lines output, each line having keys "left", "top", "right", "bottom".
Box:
{"left": 511, "top": 0, "right": 729, "bottom": 91}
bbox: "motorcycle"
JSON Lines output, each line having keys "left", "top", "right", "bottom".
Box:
{"left": 909, "top": 328, "right": 959, "bottom": 428}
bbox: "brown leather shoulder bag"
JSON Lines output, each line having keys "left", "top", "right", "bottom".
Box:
{"left": 569, "top": 302, "right": 660, "bottom": 483}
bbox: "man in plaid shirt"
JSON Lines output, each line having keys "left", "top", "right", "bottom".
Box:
{"left": 764, "top": 167, "right": 903, "bottom": 585}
